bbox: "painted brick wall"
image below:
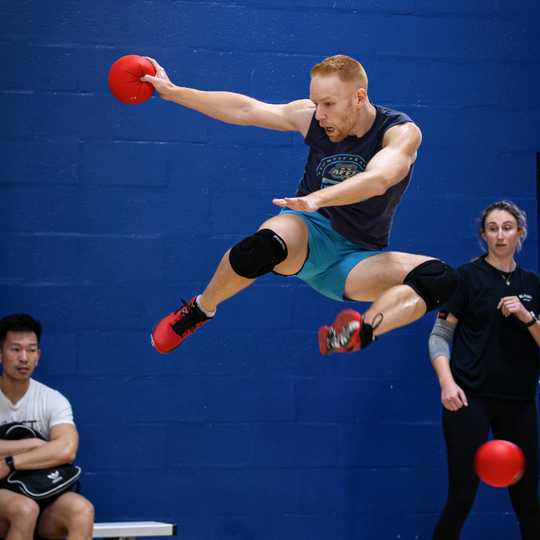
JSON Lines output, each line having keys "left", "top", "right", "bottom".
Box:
{"left": 2, "top": 1, "right": 540, "bottom": 539}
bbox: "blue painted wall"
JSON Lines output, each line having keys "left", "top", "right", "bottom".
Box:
{"left": 2, "top": 1, "right": 540, "bottom": 539}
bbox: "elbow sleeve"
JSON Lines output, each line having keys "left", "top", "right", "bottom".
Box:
{"left": 428, "top": 317, "right": 455, "bottom": 361}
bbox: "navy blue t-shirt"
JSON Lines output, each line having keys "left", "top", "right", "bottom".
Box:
{"left": 297, "top": 104, "right": 413, "bottom": 249}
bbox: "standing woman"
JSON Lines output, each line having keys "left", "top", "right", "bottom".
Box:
{"left": 429, "top": 200, "right": 540, "bottom": 539}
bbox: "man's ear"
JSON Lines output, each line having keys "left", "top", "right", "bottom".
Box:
{"left": 357, "top": 87, "right": 367, "bottom": 104}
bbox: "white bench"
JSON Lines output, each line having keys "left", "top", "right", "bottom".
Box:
{"left": 93, "top": 521, "right": 177, "bottom": 540}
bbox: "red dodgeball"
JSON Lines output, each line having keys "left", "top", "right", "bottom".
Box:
{"left": 108, "top": 55, "right": 156, "bottom": 105}
{"left": 475, "top": 440, "right": 525, "bottom": 488}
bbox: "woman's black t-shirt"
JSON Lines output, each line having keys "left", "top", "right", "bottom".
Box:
{"left": 444, "top": 256, "right": 540, "bottom": 399}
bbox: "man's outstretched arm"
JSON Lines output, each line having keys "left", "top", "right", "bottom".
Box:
{"left": 142, "top": 57, "right": 315, "bottom": 134}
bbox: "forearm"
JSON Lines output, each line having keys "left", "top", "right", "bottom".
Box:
{"left": 309, "top": 169, "right": 388, "bottom": 208}
{"left": 513, "top": 308, "right": 540, "bottom": 346}
{"left": 0, "top": 439, "right": 44, "bottom": 458}
{"left": 527, "top": 320, "right": 540, "bottom": 347}
{"left": 162, "top": 86, "right": 259, "bottom": 125}
{"left": 431, "top": 355, "right": 455, "bottom": 386}
{"left": 9, "top": 438, "right": 77, "bottom": 470}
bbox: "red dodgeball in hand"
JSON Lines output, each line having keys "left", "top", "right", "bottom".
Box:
{"left": 475, "top": 440, "right": 525, "bottom": 488}
{"left": 108, "top": 55, "right": 156, "bottom": 105}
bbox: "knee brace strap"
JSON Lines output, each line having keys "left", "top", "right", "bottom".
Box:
{"left": 404, "top": 259, "right": 458, "bottom": 312}
{"left": 229, "top": 229, "right": 288, "bottom": 279}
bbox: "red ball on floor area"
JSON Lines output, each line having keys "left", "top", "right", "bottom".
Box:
{"left": 108, "top": 55, "right": 156, "bottom": 104}
{"left": 474, "top": 440, "right": 525, "bottom": 487}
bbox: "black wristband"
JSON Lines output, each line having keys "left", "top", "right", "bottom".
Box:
{"left": 4, "top": 455, "right": 16, "bottom": 473}
{"left": 525, "top": 311, "right": 538, "bottom": 328}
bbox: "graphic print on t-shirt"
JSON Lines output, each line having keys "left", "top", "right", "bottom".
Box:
{"left": 316, "top": 153, "right": 367, "bottom": 188}
{"left": 3, "top": 419, "right": 40, "bottom": 429}
{"left": 519, "top": 293, "right": 533, "bottom": 304}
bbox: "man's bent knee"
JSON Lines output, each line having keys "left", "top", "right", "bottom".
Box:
{"left": 66, "top": 497, "right": 94, "bottom": 531}
{"left": 39, "top": 494, "right": 94, "bottom": 540}
{"left": 0, "top": 495, "right": 39, "bottom": 536}
{"left": 229, "top": 229, "right": 288, "bottom": 279}
{"left": 6, "top": 497, "right": 40, "bottom": 522}
{"left": 403, "top": 259, "right": 458, "bottom": 312}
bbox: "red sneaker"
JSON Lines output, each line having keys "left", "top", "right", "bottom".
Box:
{"left": 318, "top": 309, "right": 363, "bottom": 355}
{"left": 151, "top": 297, "right": 211, "bottom": 354}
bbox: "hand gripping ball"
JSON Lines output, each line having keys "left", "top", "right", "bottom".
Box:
{"left": 108, "top": 55, "right": 156, "bottom": 104}
{"left": 474, "top": 440, "right": 525, "bottom": 488}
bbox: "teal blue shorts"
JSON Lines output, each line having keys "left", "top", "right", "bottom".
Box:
{"left": 278, "top": 209, "right": 381, "bottom": 302}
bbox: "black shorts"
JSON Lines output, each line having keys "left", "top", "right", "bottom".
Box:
{"left": 36, "top": 481, "right": 80, "bottom": 512}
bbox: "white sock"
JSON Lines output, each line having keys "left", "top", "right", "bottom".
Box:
{"left": 196, "top": 295, "right": 216, "bottom": 318}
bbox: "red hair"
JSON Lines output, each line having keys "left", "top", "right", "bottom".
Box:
{"left": 311, "top": 55, "right": 368, "bottom": 89}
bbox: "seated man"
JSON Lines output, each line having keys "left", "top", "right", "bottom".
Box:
{"left": 0, "top": 314, "right": 94, "bottom": 540}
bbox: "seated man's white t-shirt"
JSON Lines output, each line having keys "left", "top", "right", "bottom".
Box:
{"left": 0, "top": 378, "right": 74, "bottom": 440}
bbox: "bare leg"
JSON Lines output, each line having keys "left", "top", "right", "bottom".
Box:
{"left": 344, "top": 251, "right": 434, "bottom": 335}
{"left": 364, "top": 284, "right": 427, "bottom": 336}
{"left": 0, "top": 490, "right": 40, "bottom": 540}
{"left": 198, "top": 251, "right": 255, "bottom": 313}
{"left": 37, "top": 492, "right": 94, "bottom": 540}
{"left": 199, "top": 214, "right": 308, "bottom": 312}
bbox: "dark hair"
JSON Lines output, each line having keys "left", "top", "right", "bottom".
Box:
{"left": 0, "top": 314, "right": 42, "bottom": 347}
{"left": 479, "top": 200, "right": 528, "bottom": 252}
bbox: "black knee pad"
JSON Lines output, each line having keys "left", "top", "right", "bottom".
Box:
{"left": 403, "top": 259, "right": 458, "bottom": 312}
{"left": 229, "top": 228, "right": 288, "bottom": 279}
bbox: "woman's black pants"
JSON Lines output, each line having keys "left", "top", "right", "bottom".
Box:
{"left": 433, "top": 396, "right": 540, "bottom": 539}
